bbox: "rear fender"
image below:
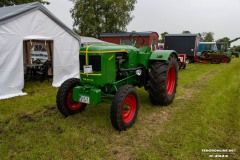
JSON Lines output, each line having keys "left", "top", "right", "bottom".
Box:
{"left": 149, "top": 50, "right": 178, "bottom": 61}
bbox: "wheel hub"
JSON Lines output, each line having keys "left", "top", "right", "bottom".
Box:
{"left": 122, "top": 94, "right": 137, "bottom": 123}
{"left": 67, "top": 89, "right": 83, "bottom": 110}
{"left": 123, "top": 105, "right": 131, "bottom": 111}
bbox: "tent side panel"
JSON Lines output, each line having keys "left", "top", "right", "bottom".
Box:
{"left": 0, "top": 32, "right": 26, "bottom": 99}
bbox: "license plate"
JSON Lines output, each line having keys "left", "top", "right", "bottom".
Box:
{"left": 83, "top": 65, "right": 93, "bottom": 73}
{"left": 79, "top": 96, "right": 90, "bottom": 104}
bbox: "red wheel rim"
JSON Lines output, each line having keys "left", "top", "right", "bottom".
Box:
{"left": 166, "top": 65, "right": 176, "bottom": 95}
{"left": 221, "top": 57, "right": 228, "bottom": 63}
{"left": 213, "top": 59, "right": 218, "bottom": 63}
{"left": 122, "top": 94, "right": 137, "bottom": 123}
{"left": 66, "top": 89, "right": 83, "bottom": 110}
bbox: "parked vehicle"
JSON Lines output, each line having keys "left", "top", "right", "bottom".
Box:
{"left": 195, "top": 51, "right": 231, "bottom": 64}
{"left": 218, "top": 37, "right": 240, "bottom": 58}
{"left": 231, "top": 51, "right": 239, "bottom": 58}
{"left": 164, "top": 34, "right": 200, "bottom": 63}
{"left": 197, "top": 42, "right": 217, "bottom": 53}
{"left": 177, "top": 54, "right": 187, "bottom": 69}
{"left": 56, "top": 33, "right": 179, "bottom": 131}
{"left": 195, "top": 37, "right": 240, "bottom": 63}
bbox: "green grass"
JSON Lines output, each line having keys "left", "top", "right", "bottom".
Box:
{"left": 0, "top": 59, "right": 239, "bottom": 159}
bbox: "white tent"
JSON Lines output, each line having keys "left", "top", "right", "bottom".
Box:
{"left": 80, "top": 36, "right": 110, "bottom": 47}
{"left": 0, "top": 2, "right": 81, "bottom": 99}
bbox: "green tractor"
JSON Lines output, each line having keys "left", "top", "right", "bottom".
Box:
{"left": 56, "top": 33, "right": 179, "bottom": 131}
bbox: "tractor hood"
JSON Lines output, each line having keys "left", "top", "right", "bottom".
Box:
{"left": 80, "top": 43, "right": 138, "bottom": 54}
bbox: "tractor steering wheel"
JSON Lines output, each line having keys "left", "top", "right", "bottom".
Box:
{"left": 129, "top": 33, "right": 145, "bottom": 47}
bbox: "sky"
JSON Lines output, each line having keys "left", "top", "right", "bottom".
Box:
{"left": 45, "top": 0, "right": 240, "bottom": 46}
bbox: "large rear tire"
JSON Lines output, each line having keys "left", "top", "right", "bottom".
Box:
{"left": 56, "top": 78, "right": 86, "bottom": 117}
{"left": 221, "top": 56, "right": 231, "bottom": 63}
{"left": 147, "top": 54, "right": 178, "bottom": 106}
{"left": 111, "top": 85, "right": 139, "bottom": 131}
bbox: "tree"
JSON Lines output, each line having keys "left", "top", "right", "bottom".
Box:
{"left": 182, "top": 30, "right": 191, "bottom": 34}
{"left": 159, "top": 31, "right": 168, "bottom": 43}
{"left": 70, "top": 0, "right": 137, "bottom": 37}
{"left": 217, "top": 37, "right": 230, "bottom": 50}
{"left": 0, "top": 0, "right": 49, "bottom": 7}
{"left": 204, "top": 32, "right": 214, "bottom": 42}
{"left": 198, "top": 33, "right": 204, "bottom": 42}
{"left": 217, "top": 37, "right": 230, "bottom": 43}
{"left": 199, "top": 32, "right": 214, "bottom": 42}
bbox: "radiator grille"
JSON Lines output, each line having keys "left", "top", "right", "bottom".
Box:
{"left": 79, "top": 55, "right": 101, "bottom": 71}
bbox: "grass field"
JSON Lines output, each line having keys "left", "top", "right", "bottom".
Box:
{"left": 0, "top": 58, "right": 239, "bottom": 160}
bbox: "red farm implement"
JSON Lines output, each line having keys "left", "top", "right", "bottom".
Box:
{"left": 177, "top": 54, "right": 187, "bottom": 69}
{"left": 194, "top": 51, "right": 231, "bottom": 64}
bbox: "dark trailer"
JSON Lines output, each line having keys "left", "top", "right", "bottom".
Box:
{"left": 164, "top": 34, "right": 200, "bottom": 63}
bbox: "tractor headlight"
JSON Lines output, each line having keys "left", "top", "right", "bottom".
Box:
{"left": 135, "top": 69, "right": 142, "bottom": 76}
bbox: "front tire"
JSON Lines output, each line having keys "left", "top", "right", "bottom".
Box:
{"left": 111, "top": 85, "right": 139, "bottom": 131}
{"left": 147, "top": 54, "right": 178, "bottom": 106}
{"left": 181, "top": 64, "right": 186, "bottom": 69}
{"left": 56, "top": 78, "right": 86, "bottom": 117}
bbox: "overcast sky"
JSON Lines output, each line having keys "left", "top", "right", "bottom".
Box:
{"left": 45, "top": 0, "right": 240, "bottom": 46}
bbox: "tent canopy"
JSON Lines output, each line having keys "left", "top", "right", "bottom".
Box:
{"left": 0, "top": 2, "right": 80, "bottom": 41}
{"left": 80, "top": 36, "right": 111, "bottom": 46}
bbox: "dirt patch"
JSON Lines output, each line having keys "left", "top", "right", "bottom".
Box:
{"left": 144, "top": 110, "right": 170, "bottom": 125}
{"left": 57, "top": 126, "right": 63, "bottom": 134}
{"left": 19, "top": 114, "right": 36, "bottom": 122}
{"left": 43, "top": 105, "right": 58, "bottom": 117}
{"left": 0, "top": 119, "right": 11, "bottom": 134}
{"left": 110, "top": 146, "right": 134, "bottom": 160}
{"left": 28, "top": 90, "right": 35, "bottom": 96}
{"left": 136, "top": 109, "right": 173, "bottom": 143}
{"left": 17, "top": 106, "right": 58, "bottom": 123}
{"left": 44, "top": 105, "right": 56, "bottom": 110}
{"left": 176, "top": 88, "right": 199, "bottom": 100}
